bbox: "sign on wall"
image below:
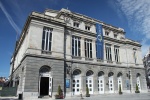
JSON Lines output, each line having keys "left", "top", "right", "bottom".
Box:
{"left": 66, "top": 79, "right": 70, "bottom": 88}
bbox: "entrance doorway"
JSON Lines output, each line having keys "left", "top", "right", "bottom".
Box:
{"left": 108, "top": 72, "right": 114, "bottom": 93}
{"left": 86, "top": 70, "right": 94, "bottom": 94}
{"left": 39, "top": 66, "right": 52, "bottom": 97}
{"left": 72, "top": 69, "right": 81, "bottom": 95}
{"left": 40, "top": 77, "right": 49, "bottom": 95}
{"left": 98, "top": 71, "right": 104, "bottom": 94}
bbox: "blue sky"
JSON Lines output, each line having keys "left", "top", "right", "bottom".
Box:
{"left": 0, "top": 0, "right": 150, "bottom": 77}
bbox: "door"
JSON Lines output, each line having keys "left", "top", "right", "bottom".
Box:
{"left": 98, "top": 76, "right": 104, "bottom": 94}
{"left": 86, "top": 77, "right": 93, "bottom": 94}
{"left": 49, "top": 77, "right": 52, "bottom": 96}
{"left": 72, "top": 77, "right": 81, "bottom": 95}
{"left": 109, "top": 76, "right": 114, "bottom": 93}
{"left": 137, "top": 77, "right": 141, "bottom": 91}
{"left": 40, "top": 77, "right": 49, "bottom": 95}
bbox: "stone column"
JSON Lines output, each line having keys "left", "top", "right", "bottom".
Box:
{"left": 104, "top": 75, "right": 109, "bottom": 93}
{"left": 94, "top": 75, "right": 98, "bottom": 94}
{"left": 113, "top": 74, "right": 118, "bottom": 93}
{"left": 82, "top": 75, "right": 86, "bottom": 95}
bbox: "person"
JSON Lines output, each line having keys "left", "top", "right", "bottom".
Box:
{"left": 80, "top": 89, "right": 83, "bottom": 99}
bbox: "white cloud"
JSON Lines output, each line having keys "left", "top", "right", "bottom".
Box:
{"left": 115, "top": 0, "right": 150, "bottom": 56}
{"left": 0, "top": 1, "right": 21, "bottom": 34}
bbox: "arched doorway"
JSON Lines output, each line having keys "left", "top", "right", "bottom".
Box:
{"left": 117, "top": 72, "right": 123, "bottom": 91}
{"left": 108, "top": 72, "right": 114, "bottom": 93}
{"left": 86, "top": 70, "right": 94, "bottom": 94}
{"left": 72, "top": 69, "right": 81, "bottom": 95}
{"left": 136, "top": 73, "right": 141, "bottom": 91}
{"left": 39, "top": 66, "right": 52, "bottom": 96}
{"left": 98, "top": 71, "right": 104, "bottom": 94}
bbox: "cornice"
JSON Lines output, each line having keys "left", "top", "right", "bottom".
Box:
{"left": 104, "top": 36, "right": 141, "bottom": 47}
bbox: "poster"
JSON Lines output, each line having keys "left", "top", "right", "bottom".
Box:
{"left": 66, "top": 79, "right": 70, "bottom": 88}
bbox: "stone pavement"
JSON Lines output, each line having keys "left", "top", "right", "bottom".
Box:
{"left": 64, "top": 93, "right": 150, "bottom": 100}
{"left": 0, "top": 93, "right": 150, "bottom": 100}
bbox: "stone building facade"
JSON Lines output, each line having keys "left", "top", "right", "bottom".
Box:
{"left": 143, "top": 49, "right": 150, "bottom": 88}
{"left": 9, "top": 8, "right": 147, "bottom": 99}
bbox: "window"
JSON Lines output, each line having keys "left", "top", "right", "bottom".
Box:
{"left": 114, "top": 46, "right": 120, "bottom": 62}
{"left": 105, "top": 31, "right": 109, "bottom": 36}
{"left": 85, "top": 26, "right": 90, "bottom": 31}
{"left": 85, "top": 39, "right": 92, "bottom": 58}
{"left": 105, "top": 44, "right": 112, "bottom": 61}
{"left": 114, "top": 34, "right": 117, "bottom": 38}
{"left": 73, "top": 22, "right": 79, "bottom": 28}
{"left": 72, "top": 36, "right": 81, "bottom": 57}
{"left": 133, "top": 49, "right": 137, "bottom": 64}
{"left": 42, "top": 27, "right": 53, "bottom": 51}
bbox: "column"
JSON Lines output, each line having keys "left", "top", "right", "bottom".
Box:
{"left": 113, "top": 73, "right": 118, "bottom": 93}
{"left": 81, "top": 75, "right": 86, "bottom": 95}
{"left": 94, "top": 75, "right": 98, "bottom": 94}
{"left": 104, "top": 75, "right": 109, "bottom": 93}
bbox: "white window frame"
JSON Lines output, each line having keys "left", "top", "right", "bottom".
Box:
{"left": 105, "top": 31, "right": 109, "bottom": 36}
{"left": 72, "top": 36, "right": 81, "bottom": 57}
{"left": 42, "top": 27, "right": 53, "bottom": 52}
{"left": 133, "top": 49, "right": 137, "bottom": 64}
{"left": 85, "top": 25, "right": 90, "bottom": 31}
{"left": 114, "top": 34, "right": 117, "bottom": 38}
{"left": 114, "top": 46, "right": 120, "bottom": 62}
{"left": 73, "top": 22, "right": 79, "bottom": 28}
{"left": 85, "top": 39, "right": 92, "bottom": 58}
{"left": 106, "top": 44, "right": 112, "bottom": 61}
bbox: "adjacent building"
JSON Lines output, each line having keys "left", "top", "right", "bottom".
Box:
{"left": 143, "top": 49, "right": 150, "bottom": 88}
{"left": 9, "top": 8, "right": 147, "bottom": 99}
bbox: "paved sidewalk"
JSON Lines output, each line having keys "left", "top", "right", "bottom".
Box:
{"left": 0, "top": 93, "right": 150, "bottom": 100}
{"left": 64, "top": 93, "right": 150, "bottom": 100}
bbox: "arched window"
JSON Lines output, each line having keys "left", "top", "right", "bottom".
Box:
{"left": 73, "top": 69, "right": 81, "bottom": 76}
{"left": 86, "top": 70, "right": 94, "bottom": 76}
{"left": 108, "top": 72, "right": 114, "bottom": 77}
{"left": 39, "top": 66, "right": 50, "bottom": 74}
{"left": 136, "top": 73, "right": 141, "bottom": 77}
{"left": 117, "top": 72, "right": 122, "bottom": 77}
{"left": 98, "top": 71, "right": 104, "bottom": 77}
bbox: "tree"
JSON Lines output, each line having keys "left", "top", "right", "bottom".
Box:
{"left": 135, "top": 84, "right": 140, "bottom": 93}
{"left": 86, "top": 85, "right": 90, "bottom": 97}
{"left": 119, "top": 84, "right": 122, "bottom": 94}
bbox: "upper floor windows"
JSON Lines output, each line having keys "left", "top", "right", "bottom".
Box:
{"left": 114, "top": 46, "right": 120, "bottom": 62}
{"left": 85, "top": 26, "right": 90, "bottom": 31}
{"left": 84, "top": 39, "right": 92, "bottom": 58}
{"left": 114, "top": 34, "right": 117, "bottom": 38}
{"left": 72, "top": 36, "right": 81, "bottom": 57}
{"left": 42, "top": 27, "right": 53, "bottom": 52}
{"left": 105, "top": 44, "right": 112, "bottom": 61}
{"left": 73, "top": 22, "right": 79, "bottom": 28}
{"left": 105, "top": 31, "right": 109, "bottom": 36}
{"left": 133, "top": 49, "right": 137, "bottom": 64}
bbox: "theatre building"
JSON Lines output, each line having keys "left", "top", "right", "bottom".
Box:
{"left": 9, "top": 8, "right": 147, "bottom": 99}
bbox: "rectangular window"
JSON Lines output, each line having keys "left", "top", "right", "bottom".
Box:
{"left": 72, "top": 36, "right": 81, "bottom": 57}
{"left": 105, "top": 31, "right": 109, "bottom": 36}
{"left": 105, "top": 44, "right": 112, "bottom": 61}
{"left": 114, "top": 46, "right": 120, "bottom": 62}
{"left": 133, "top": 49, "right": 137, "bottom": 64}
{"left": 42, "top": 27, "right": 53, "bottom": 51}
{"left": 114, "top": 34, "right": 117, "bottom": 38}
{"left": 73, "top": 22, "right": 79, "bottom": 28}
{"left": 85, "top": 39, "right": 92, "bottom": 58}
{"left": 85, "top": 26, "right": 90, "bottom": 31}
